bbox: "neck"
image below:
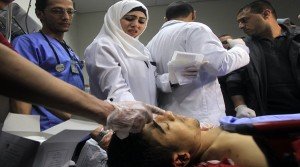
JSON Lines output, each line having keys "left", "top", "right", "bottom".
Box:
{"left": 189, "top": 128, "right": 223, "bottom": 164}
{"left": 41, "top": 28, "right": 64, "bottom": 42}
{"left": 260, "top": 21, "right": 282, "bottom": 40}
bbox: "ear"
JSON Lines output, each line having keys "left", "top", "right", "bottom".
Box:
{"left": 172, "top": 152, "right": 191, "bottom": 167}
{"left": 35, "top": 9, "right": 44, "bottom": 21}
{"left": 192, "top": 10, "right": 197, "bottom": 21}
{"left": 262, "top": 9, "right": 271, "bottom": 19}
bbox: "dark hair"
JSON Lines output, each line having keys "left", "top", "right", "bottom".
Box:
{"left": 35, "top": 0, "right": 49, "bottom": 11}
{"left": 35, "top": 0, "right": 74, "bottom": 11}
{"left": 107, "top": 133, "right": 176, "bottom": 167}
{"left": 129, "top": 6, "right": 147, "bottom": 17}
{"left": 237, "top": 0, "right": 277, "bottom": 19}
{"left": 165, "top": 1, "right": 194, "bottom": 21}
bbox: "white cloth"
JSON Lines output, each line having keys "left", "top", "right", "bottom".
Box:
{"left": 85, "top": 0, "right": 157, "bottom": 105}
{"left": 147, "top": 20, "right": 249, "bottom": 125}
{"left": 76, "top": 138, "right": 108, "bottom": 167}
{"left": 95, "top": 0, "right": 149, "bottom": 61}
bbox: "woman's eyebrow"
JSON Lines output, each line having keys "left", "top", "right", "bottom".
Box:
{"left": 152, "top": 120, "right": 166, "bottom": 134}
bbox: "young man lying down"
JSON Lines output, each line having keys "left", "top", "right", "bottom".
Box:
{"left": 106, "top": 112, "right": 268, "bottom": 167}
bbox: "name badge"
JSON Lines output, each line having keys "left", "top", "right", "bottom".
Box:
{"left": 56, "top": 64, "right": 65, "bottom": 72}
{"left": 71, "top": 61, "right": 80, "bottom": 74}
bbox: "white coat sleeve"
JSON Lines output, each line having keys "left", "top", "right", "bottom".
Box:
{"left": 185, "top": 23, "right": 249, "bottom": 77}
{"left": 155, "top": 72, "right": 172, "bottom": 93}
{"left": 85, "top": 42, "right": 135, "bottom": 102}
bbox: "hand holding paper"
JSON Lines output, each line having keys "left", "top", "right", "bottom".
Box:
{"left": 168, "top": 51, "right": 204, "bottom": 85}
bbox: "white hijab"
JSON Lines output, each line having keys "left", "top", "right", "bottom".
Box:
{"left": 95, "top": 0, "right": 149, "bottom": 61}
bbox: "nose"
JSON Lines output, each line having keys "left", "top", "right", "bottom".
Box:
{"left": 130, "top": 19, "right": 139, "bottom": 27}
{"left": 61, "top": 11, "right": 71, "bottom": 19}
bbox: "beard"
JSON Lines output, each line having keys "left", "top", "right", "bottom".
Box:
{"left": 1, "top": 0, "right": 14, "bottom": 3}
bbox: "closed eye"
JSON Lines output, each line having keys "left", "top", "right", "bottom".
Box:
{"left": 153, "top": 120, "right": 166, "bottom": 134}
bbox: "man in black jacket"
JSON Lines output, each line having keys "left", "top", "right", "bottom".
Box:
{"left": 227, "top": 0, "right": 300, "bottom": 116}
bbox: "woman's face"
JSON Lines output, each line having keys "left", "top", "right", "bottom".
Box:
{"left": 120, "top": 11, "right": 147, "bottom": 38}
{"left": 143, "top": 112, "right": 202, "bottom": 150}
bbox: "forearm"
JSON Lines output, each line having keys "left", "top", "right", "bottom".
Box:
{"left": 10, "top": 99, "right": 32, "bottom": 114}
{"left": 231, "top": 95, "right": 246, "bottom": 108}
{"left": 0, "top": 44, "right": 113, "bottom": 124}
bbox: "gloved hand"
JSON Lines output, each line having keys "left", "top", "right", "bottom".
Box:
{"left": 235, "top": 104, "right": 256, "bottom": 118}
{"left": 106, "top": 101, "right": 165, "bottom": 139}
{"left": 182, "top": 61, "right": 209, "bottom": 77}
{"left": 227, "top": 38, "right": 245, "bottom": 47}
{"left": 227, "top": 38, "right": 249, "bottom": 54}
{"left": 182, "top": 66, "right": 199, "bottom": 78}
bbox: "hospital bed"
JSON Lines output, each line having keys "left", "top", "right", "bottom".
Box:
{"left": 220, "top": 114, "right": 300, "bottom": 167}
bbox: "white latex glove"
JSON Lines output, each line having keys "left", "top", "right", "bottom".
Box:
{"left": 182, "top": 65, "right": 199, "bottom": 78}
{"left": 227, "top": 38, "right": 245, "bottom": 47}
{"left": 235, "top": 104, "right": 256, "bottom": 118}
{"left": 106, "top": 101, "right": 165, "bottom": 139}
{"left": 228, "top": 38, "right": 250, "bottom": 54}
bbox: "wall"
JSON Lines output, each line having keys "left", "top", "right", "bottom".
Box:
{"left": 13, "top": 0, "right": 300, "bottom": 84}
{"left": 13, "top": 0, "right": 77, "bottom": 51}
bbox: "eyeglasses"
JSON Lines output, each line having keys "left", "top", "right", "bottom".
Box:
{"left": 44, "top": 7, "right": 77, "bottom": 16}
{"left": 122, "top": 15, "right": 147, "bottom": 24}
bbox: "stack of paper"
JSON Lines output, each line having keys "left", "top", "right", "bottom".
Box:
{"left": 168, "top": 51, "right": 204, "bottom": 85}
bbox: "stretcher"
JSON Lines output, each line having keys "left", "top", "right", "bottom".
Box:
{"left": 220, "top": 114, "right": 300, "bottom": 167}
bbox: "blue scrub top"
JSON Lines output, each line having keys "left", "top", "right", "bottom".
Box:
{"left": 12, "top": 32, "right": 84, "bottom": 131}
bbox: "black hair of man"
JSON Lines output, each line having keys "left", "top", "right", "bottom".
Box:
{"left": 165, "top": 1, "right": 194, "bottom": 21}
{"left": 107, "top": 133, "right": 176, "bottom": 167}
{"left": 129, "top": 6, "right": 147, "bottom": 17}
{"left": 0, "top": 0, "right": 13, "bottom": 3}
{"left": 35, "top": 0, "right": 74, "bottom": 11}
{"left": 237, "top": 0, "right": 277, "bottom": 19}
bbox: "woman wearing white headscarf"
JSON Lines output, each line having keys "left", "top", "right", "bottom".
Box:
{"left": 85, "top": 0, "right": 157, "bottom": 105}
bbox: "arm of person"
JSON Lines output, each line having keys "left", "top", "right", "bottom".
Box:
{"left": 226, "top": 70, "right": 256, "bottom": 118}
{"left": 186, "top": 23, "right": 249, "bottom": 77}
{"left": 155, "top": 73, "right": 172, "bottom": 93}
{"left": 0, "top": 44, "right": 165, "bottom": 136}
{"left": 85, "top": 42, "right": 135, "bottom": 102}
{"left": 0, "top": 43, "right": 112, "bottom": 124}
{"left": 48, "top": 108, "right": 71, "bottom": 120}
{"left": 9, "top": 99, "right": 32, "bottom": 114}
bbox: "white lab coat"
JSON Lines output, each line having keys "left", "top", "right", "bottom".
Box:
{"left": 85, "top": 36, "right": 157, "bottom": 105}
{"left": 147, "top": 20, "right": 249, "bottom": 125}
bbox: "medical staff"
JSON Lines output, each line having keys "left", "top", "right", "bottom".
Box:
{"left": 147, "top": 1, "right": 250, "bottom": 125}
{"left": 11, "top": 0, "right": 84, "bottom": 130}
{"left": 0, "top": 0, "right": 165, "bottom": 140}
{"left": 85, "top": 0, "right": 159, "bottom": 105}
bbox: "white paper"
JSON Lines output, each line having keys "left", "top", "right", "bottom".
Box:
{"left": 168, "top": 51, "right": 204, "bottom": 85}
{"left": 44, "top": 117, "right": 99, "bottom": 135}
{"left": 2, "top": 113, "right": 40, "bottom": 132}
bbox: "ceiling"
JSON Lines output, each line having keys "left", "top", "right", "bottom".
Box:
{"left": 73, "top": 0, "right": 202, "bottom": 13}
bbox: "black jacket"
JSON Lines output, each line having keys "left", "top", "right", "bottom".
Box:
{"left": 227, "top": 25, "right": 300, "bottom": 116}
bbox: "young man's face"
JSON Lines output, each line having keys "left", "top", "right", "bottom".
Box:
{"left": 39, "top": 0, "right": 75, "bottom": 34}
{"left": 143, "top": 112, "right": 202, "bottom": 150}
{"left": 237, "top": 8, "right": 267, "bottom": 36}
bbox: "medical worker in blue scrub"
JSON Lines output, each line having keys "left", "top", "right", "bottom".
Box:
{"left": 10, "top": 0, "right": 84, "bottom": 130}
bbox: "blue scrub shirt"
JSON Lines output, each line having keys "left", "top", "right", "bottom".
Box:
{"left": 12, "top": 32, "right": 84, "bottom": 131}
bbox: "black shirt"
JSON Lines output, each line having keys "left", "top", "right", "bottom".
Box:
{"left": 261, "top": 30, "right": 300, "bottom": 114}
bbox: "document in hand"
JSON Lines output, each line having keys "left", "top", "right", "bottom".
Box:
{"left": 168, "top": 51, "right": 204, "bottom": 85}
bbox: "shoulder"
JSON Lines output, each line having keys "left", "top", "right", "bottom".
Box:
{"left": 85, "top": 35, "right": 121, "bottom": 58}
{"left": 185, "top": 22, "right": 213, "bottom": 32}
{"left": 12, "top": 32, "right": 42, "bottom": 45}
